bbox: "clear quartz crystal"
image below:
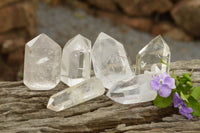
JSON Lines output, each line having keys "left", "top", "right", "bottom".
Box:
{"left": 47, "top": 77, "right": 105, "bottom": 111}
{"left": 144, "top": 64, "right": 161, "bottom": 74}
{"left": 136, "top": 35, "right": 171, "bottom": 75}
{"left": 106, "top": 73, "right": 157, "bottom": 104}
{"left": 23, "top": 33, "right": 61, "bottom": 90}
{"left": 107, "top": 65, "right": 160, "bottom": 104}
{"left": 92, "top": 32, "right": 133, "bottom": 89}
{"left": 61, "top": 34, "right": 91, "bottom": 86}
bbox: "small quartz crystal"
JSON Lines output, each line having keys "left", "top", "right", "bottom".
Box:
{"left": 136, "top": 35, "right": 171, "bottom": 75}
{"left": 92, "top": 32, "right": 133, "bottom": 89}
{"left": 23, "top": 33, "right": 61, "bottom": 90}
{"left": 47, "top": 77, "right": 105, "bottom": 111}
{"left": 106, "top": 73, "right": 157, "bottom": 104}
{"left": 107, "top": 65, "right": 160, "bottom": 104}
{"left": 61, "top": 34, "right": 91, "bottom": 86}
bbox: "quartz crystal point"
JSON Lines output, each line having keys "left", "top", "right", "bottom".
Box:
{"left": 61, "top": 34, "right": 91, "bottom": 86}
{"left": 107, "top": 65, "right": 160, "bottom": 104}
{"left": 106, "top": 73, "right": 157, "bottom": 104}
{"left": 47, "top": 77, "right": 105, "bottom": 111}
{"left": 136, "top": 35, "right": 171, "bottom": 75}
{"left": 92, "top": 32, "right": 133, "bottom": 89}
{"left": 23, "top": 33, "right": 61, "bottom": 90}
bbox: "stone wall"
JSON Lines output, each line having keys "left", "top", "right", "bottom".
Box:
{"left": 45, "top": 0, "right": 200, "bottom": 41}
{"left": 0, "top": 0, "right": 38, "bottom": 81}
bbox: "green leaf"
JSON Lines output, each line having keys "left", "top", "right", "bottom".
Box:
{"left": 176, "top": 74, "right": 193, "bottom": 94}
{"left": 187, "top": 96, "right": 200, "bottom": 116}
{"left": 190, "top": 86, "right": 200, "bottom": 101}
{"left": 183, "top": 73, "right": 192, "bottom": 81}
{"left": 153, "top": 93, "right": 173, "bottom": 108}
{"left": 180, "top": 92, "right": 189, "bottom": 103}
{"left": 186, "top": 81, "right": 193, "bottom": 87}
{"left": 179, "top": 78, "right": 187, "bottom": 84}
{"left": 183, "top": 86, "right": 192, "bottom": 93}
{"left": 175, "top": 77, "right": 179, "bottom": 87}
{"left": 176, "top": 83, "right": 189, "bottom": 94}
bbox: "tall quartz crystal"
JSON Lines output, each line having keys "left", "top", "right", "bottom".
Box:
{"left": 106, "top": 65, "right": 160, "bottom": 104}
{"left": 61, "top": 34, "right": 91, "bottom": 86}
{"left": 47, "top": 77, "right": 105, "bottom": 111}
{"left": 136, "top": 35, "right": 171, "bottom": 75}
{"left": 92, "top": 32, "right": 133, "bottom": 89}
{"left": 23, "top": 33, "right": 61, "bottom": 90}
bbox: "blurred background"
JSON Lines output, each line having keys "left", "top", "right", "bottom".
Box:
{"left": 0, "top": 0, "right": 200, "bottom": 81}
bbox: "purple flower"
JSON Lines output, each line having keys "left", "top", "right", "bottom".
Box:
{"left": 150, "top": 72, "right": 176, "bottom": 97}
{"left": 173, "top": 92, "right": 193, "bottom": 119}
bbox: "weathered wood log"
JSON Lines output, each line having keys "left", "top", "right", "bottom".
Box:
{"left": 0, "top": 59, "right": 200, "bottom": 133}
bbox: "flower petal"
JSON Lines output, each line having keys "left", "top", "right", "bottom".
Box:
{"left": 186, "top": 107, "right": 193, "bottom": 114}
{"left": 152, "top": 74, "right": 160, "bottom": 82}
{"left": 164, "top": 77, "right": 176, "bottom": 89}
{"left": 164, "top": 72, "right": 170, "bottom": 77}
{"left": 179, "top": 107, "right": 193, "bottom": 119}
{"left": 173, "top": 92, "right": 183, "bottom": 108}
{"left": 182, "top": 103, "right": 193, "bottom": 114}
{"left": 186, "top": 114, "right": 193, "bottom": 120}
{"left": 159, "top": 72, "right": 170, "bottom": 79}
{"left": 150, "top": 80, "right": 160, "bottom": 91}
{"left": 159, "top": 84, "right": 172, "bottom": 97}
{"left": 158, "top": 73, "right": 165, "bottom": 80}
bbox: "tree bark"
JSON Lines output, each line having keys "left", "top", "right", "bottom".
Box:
{"left": 0, "top": 59, "right": 200, "bottom": 133}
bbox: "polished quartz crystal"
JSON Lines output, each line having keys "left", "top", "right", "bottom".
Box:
{"left": 106, "top": 73, "right": 157, "bottom": 104}
{"left": 47, "top": 77, "right": 105, "bottom": 111}
{"left": 136, "top": 35, "right": 171, "bottom": 75}
{"left": 61, "top": 34, "right": 91, "bottom": 86}
{"left": 92, "top": 32, "right": 133, "bottom": 89}
{"left": 23, "top": 33, "right": 62, "bottom": 90}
